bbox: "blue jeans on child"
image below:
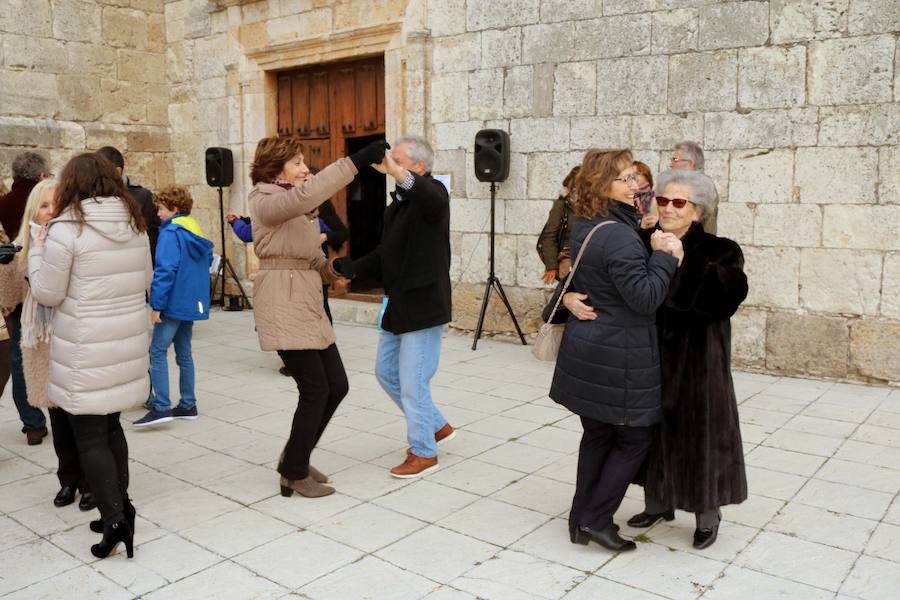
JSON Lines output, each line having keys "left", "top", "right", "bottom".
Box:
{"left": 375, "top": 324, "right": 447, "bottom": 458}
{"left": 149, "top": 317, "right": 196, "bottom": 412}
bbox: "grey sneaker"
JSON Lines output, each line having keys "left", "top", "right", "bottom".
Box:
{"left": 134, "top": 409, "right": 173, "bottom": 427}
{"left": 173, "top": 405, "right": 198, "bottom": 420}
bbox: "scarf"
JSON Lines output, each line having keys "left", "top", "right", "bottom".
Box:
{"left": 20, "top": 222, "right": 53, "bottom": 349}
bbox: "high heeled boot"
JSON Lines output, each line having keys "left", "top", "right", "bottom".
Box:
{"left": 278, "top": 451, "right": 329, "bottom": 483}
{"left": 91, "top": 519, "right": 134, "bottom": 559}
{"left": 90, "top": 499, "right": 135, "bottom": 534}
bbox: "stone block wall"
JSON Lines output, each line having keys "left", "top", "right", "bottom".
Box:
{"left": 0, "top": 0, "right": 172, "bottom": 194}
{"left": 427, "top": 0, "right": 900, "bottom": 383}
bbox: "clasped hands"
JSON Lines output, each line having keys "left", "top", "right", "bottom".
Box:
{"left": 651, "top": 230, "right": 683, "bottom": 265}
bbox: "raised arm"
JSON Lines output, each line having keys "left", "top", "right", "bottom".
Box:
{"left": 606, "top": 230, "right": 678, "bottom": 316}
{"left": 252, "top": 158, "right": 357, "bottom": 226}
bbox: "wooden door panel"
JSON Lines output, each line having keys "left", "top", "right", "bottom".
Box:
{"left": 309, "top": 71, "right": 330, "bottom": 137}
{"left": 375, "top": 61, "right": 385, "bottom": 130}
{"left": 291, "top": 72, "right": 311, "bottom": 137}
{"left": 332, "top": 66, "right": 356, "bottom": 137}
{"left": 303, "top": 138, "right": 331, "bottom": 172}
{"left": 277, "top": 75, "right": 292, "bottom": 137}
{"left": 355, "top": 62, "right": 379, "bottom": 133}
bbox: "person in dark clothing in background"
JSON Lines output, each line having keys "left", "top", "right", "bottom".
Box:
{"left": 551, "top": 149, "right": 681, "bottom": 553}
{"left": 95, "top": 146, "right": 160, "bottom": 263}
{"left": 0, "top": 152, "right": 49, "bottom": 248}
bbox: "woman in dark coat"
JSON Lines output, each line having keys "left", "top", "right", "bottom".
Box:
{"left": 551, "top": 149, "right": 681, "bottom": 552}
{"left": 536, "top": 166, "right": 578, "bottom": 283}
{"left": 628, "top": 169, "right": 749, "bottom": 550}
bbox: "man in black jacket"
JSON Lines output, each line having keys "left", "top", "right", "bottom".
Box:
{"left": 96, "top": 146, "right": 161, "bottom": 263}
{"left": 335, "top": 135, "right": 455, "bottom": 478}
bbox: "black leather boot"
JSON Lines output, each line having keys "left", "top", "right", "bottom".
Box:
{"left": 627, "top": 510, "right": 675, "bottom": 528}
{"left": 90, "top": 499, "right": 135, "bottom": 534}
{"left": 693, "top": 525, "right": 719, "bottom": 549}
{"left": 54, "top": 486, "right": 76, "bottom": 507}
{"left": 91, "top": 519, "right": 133, "bottom": 559}
{"left": 578, "top": 525, "right": 637, "bottom": 552}
{"left": 79, "top": 492, "right": 97, "bottom": 511}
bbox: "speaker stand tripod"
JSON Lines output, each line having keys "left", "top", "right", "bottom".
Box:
{"left": 472, "top": 182, "right": 526, "bottom": 350}
{"left": 213, "top": 186, "right": 252, "bottom": 310}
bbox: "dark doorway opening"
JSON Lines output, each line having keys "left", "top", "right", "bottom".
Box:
{"left": 345, "top": 134, "right": 386, "bottom": 294}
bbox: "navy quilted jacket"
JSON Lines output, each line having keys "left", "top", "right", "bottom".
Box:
{"left": 550, "top": 201, "right": 677, "bottom": 427}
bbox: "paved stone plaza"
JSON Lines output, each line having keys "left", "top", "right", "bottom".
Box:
{"left": 1, "top": 308, "right": 900, "bottom": 599}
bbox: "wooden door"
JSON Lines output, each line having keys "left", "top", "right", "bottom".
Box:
{"left": 291, "top": 72, "right": 310, "bottom": 137}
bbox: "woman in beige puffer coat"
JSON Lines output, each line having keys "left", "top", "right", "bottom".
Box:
{"left": 28, "top": 153, "right": 151, "bottom": 560}
{"left": 0, "top": 178, "right": 97, "bottom": 511}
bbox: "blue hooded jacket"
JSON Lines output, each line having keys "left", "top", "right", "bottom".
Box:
{"left": 150, "top": 215, "right": 214, "bottom": 321}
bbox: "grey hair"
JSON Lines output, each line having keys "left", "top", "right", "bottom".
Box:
{"left": 11, "top": 152, "right": 49, "bottom": 181}
{"left": 656, "top": 169, "right": 718, "bottom": 233}
{"left": 394, "top": 135, "right": 434, "bottom": 172}
{"left": 674, "top": 140, "right": 705, "bottom": 171}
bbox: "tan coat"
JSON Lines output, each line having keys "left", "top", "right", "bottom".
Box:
{"left": 249, "top": 157, "right": 357, "bottom": 351}
{"left": 28, "top": 197, "right": 153, "bottom": 415}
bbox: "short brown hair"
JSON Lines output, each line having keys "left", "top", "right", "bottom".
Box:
{"left": 633, "top": 161, "right": 653, "bottom": 189}
{"left": 56, "top": 153, "right": 145, "bottom": 232}
{"left": 250, "top": 136, "right": 304, "bottom": 185}
{"left": 572, "top": 149, "right": 633, "bottom": 219}
{"left": 155, "top": 185, "right": 193, "bottom": 215}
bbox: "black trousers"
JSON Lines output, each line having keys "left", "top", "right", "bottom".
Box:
{"left": 67, "top": 412, "right": 129, "bottom": 523}
{"left": 570, "top": 417, "right": 653, "bottom": 530}
{"left": 277, "top": 343, "right": 348, "bottom": 481}
{"left": 48, "top": 407, "right": 88, "bottom": 492}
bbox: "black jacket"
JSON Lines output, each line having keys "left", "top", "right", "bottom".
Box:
{"left": 642, "top": 222, "right": 749, "bottom": 511}
{"left": 127, "top": 179, "right": 160, "bottom": 263}
{"left": 351, "top": 173, "right": 451, "bottom": 335}
{"left": 549, "top": 202, "right": 678, "bottom": 427}
{"left": 319, "top": 199, "right": 348, "bottom": 253}
{"left": 0, "top": 178, "right": 36, "bottom": 239}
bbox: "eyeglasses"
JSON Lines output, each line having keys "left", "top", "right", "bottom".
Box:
{"left": 656, "top": 196, "right": 691, "bottom": 209}
{"left": 669, "top": 157, "right": 689, "bottom": 164}
{"left": 614, "top": 174, "right": 639, "bottom": 184}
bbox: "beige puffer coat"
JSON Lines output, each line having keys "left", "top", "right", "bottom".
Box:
{"left": 28, "top": 197, "right": 152, "bottom": 415}
{"left": 249, "top": 157, "right": 357, "bottom": 351}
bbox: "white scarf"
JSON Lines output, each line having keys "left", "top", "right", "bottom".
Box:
{"left": 20, "top": 221, "right": 53, "bottom": 349}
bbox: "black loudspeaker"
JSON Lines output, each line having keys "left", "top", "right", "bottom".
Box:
{"left": 205, "top": 147, "right": 234, "bottom": 187}
{"left": 474, "top": 129, "right": 510, "bottom": 182}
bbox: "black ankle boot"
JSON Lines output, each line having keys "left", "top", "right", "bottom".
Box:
{"left": 626, "top": 509, "right": 675, "bottom": 528}
{"left": 570, "top": 521, "right": 618, "bottom": 544}
{"left": 90, "top": 500, "right": 135, "bottom": 534}
{"left": 579, "top": 525, "right": 637, "bottom": 552}
{"left": 91, "top": 519, "right": 133, "bottom": 559}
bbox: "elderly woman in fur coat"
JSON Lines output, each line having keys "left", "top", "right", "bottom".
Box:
{"left": 628, "top": 169, "right": 749, "bottom": 550}
{"left": 0, "top": 179, "right": 95, "bottom": 511}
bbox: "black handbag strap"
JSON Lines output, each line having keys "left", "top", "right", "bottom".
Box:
{"left": 546, "top": 221, "right": 613, "bottom": 323}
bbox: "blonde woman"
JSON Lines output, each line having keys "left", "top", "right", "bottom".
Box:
{"left": 0, "top": 180, "right": 95, "bottom": 511}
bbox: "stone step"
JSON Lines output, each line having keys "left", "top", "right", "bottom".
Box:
{"left": 330, "top": 298, "right": 380, "bottom": 327}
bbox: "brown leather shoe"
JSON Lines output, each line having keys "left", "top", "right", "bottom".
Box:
{"left": 25, "top": 426, "right": 48, "bottom": 446}
{"left": 406, "top": 423, "right": 456, "bottom": 455}
{"left": 390, "top": 453, "right": 438, "bottom": 479}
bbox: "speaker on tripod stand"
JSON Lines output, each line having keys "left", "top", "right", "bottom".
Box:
{"left": 471, "top": 129, "right": 526, "bottom": 350}
{"left": 205, "top": 147, "right": 252, "bottom": 310}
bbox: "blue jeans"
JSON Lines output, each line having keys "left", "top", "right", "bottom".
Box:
{"left": 375, "top": 324, "right": 447, "bottom": 458}
{"left": 149, "top": 318, "right": 195, "bottom": 412}
{"left": 5, "top": 306, "right": 46, "bottom": 432}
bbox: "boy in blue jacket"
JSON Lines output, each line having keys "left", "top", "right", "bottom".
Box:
{"left": 135, "top": 186, "right": 214, "bottom": 427}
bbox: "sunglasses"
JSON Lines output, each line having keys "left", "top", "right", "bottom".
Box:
{"left": 656, "top": 196, "right": 691, "bottom": 209}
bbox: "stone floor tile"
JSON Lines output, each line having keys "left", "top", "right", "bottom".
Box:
{"left": 238, "top": 412, "right": 296, "bottom": 438}
{"left": 500, "top": 403, "right": 569, "bottom": 425}
{"left": 0, "top": 515, "right": 37, "bottom": 552}
{"left": 738, "top": 406, "right": 794, "bottom": 429}
{"left": 138, "top": 485, "right": 242, "bottom": 532}
{"left": 180, "top": 507, "right": 295, "bottom": 557}
{"left": 309, "top": 502, "right": 425, "bottom": 553}
{"left": 793, "top": 478, "right": 893, "bottom": 520}
{"left": 451, "top": 549, "right": 586, "bottom": 600}
{"left": 143, "top": 560, "right": 288, "bottom": 600}
{"left": 721, "top": 495, "right": 784, "bottom": 529}
{"left": 767, "top": 502, "right": 877, "bottom": 552}
{"left": 597, "top": 542, "right": 727, "bottom": 599}
{"left": 815, "top": 458, "right": 900, "bottom": 494}
{"left": 0, "top": 539, "right": 81, "bottom": 596}
{"left": 373, "top": 480, "right": 480, "bottom": 523}
{"left": 298, "top": 555, "right": 438, "bottom": 600}
{"left": 511, "top": 518, "right": 615, "bottom": 573}
{"left": 234, "top": 530, "right": 362, "bottom": 590}
{"left": 780, "top": 414, "right": 859, "bottom": 438}
{"left": 328, "top": 462, "right": 415, "bottom": 500}
{"left": 648, "top": 520, "right": 759, "bottom": 563}
{"left": 491, "top": 475, "right": 575, "bottom": 516}
{"left": 222, "top": 435, "right": 285, "bottom": 466}
{"left": 0, "top": 457, "right": 45, "bottom": 486}
{"left": 863, "top": 521, "right": 900, "bottom": 563}
{"left": 865, "top": 409, "right": 900, "bottom": 430}
{"left": 703, "top": 565, "right": 833, "bottom": 600}
{"left": 742, "top": 393, "right": 812, "bottom": 414}
{"left": 738, "top": 423, "right": 770, "bottom": 444}
{"left": 745, "top": 465, "right": 808, "bottom": 500}
{"left": 745, "top": 446, "right": 826, "bottom": 476}
{"left": 840, "top": 554, "right": 900, "bottom": 599}
{"left": 464, "top": 415, "right": 541, "bottom": 441}
{"left": 762, "top": 428, "right": 845, "bottom": 457}
{"left": 533, "top": 453, "right": 579, "bottom": 484}
{"left": 484, "top": 382, "right": 548, "bottom": 402}
{"left": 802, "top": 402, "right": 873, "bottom": 424}
{"left": 376, "top": 525, "right": 500, "bottom": 582}
{"left": 514, "top": 426, "right": 581, "bottom": 452}
{"left": 129, "top": 437, "right": 213, "bottom": 470}
{"left": 475, "top": 441, "right": 568, "bottom": 474}
{"left": 165, "top": 450, "right": 256, "bottom": 485}
{"left": 439, "top": 429, "right": 504, "bottom": 457}
{"left": 11, "top": 501, "right": 96, "bottom": 537}
{"left": 564, "top": 576, "right": 670, "bottom": 599}
{"left": 734, "top": 530, "right": 856, "bottom": 591}
{"left": 833, "top": 439, "right": 900, "bottom": 469}
{"left": 13, "top": 565, "right": 133, "bottom": 600}
{"left": 203, "top": 401, "right": 277, "bottom": 424}
{"left": 884, "top": 496, "right": 900, "bottom": 526}
{"left": 420, "top": 588, "right": 478, "bottom": 600}
{"left": 251, "top": 492, "right": 361, "bottom": 529}
{"left": 438, "top": 497, "right": 550, "bottom": 547}
{"left": 201, "top": 465, "right": 279, "bottom": 505}
{"left": 0, "top": 474, "right": 67, "bottom": 514}
{"left": 324, "top": 431, "right": 408, "bottom": 463}
{"left": 330, "top": 407, "right": 402, "bottom": 432}
{"left": 427, "top": 459, "right": 523, "bottom": 496}
{"left": 853, "top": 424, "right": 900, "bottom": 447}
